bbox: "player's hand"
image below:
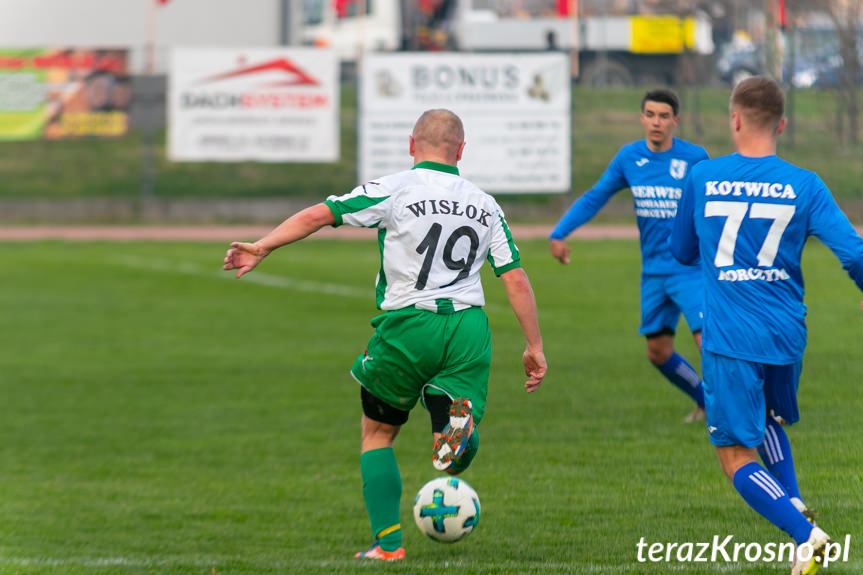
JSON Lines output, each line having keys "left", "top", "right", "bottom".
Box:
{"left": 549, "top": 239, "right": 570, "bottom": 264}
{"left": 223, "top": 241, "right": 269, "bottom": 278}
{"left": 522, "top": 348, "right": 547, "bottom": 393}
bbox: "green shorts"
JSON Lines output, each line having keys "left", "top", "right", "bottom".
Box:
{"left": 350, "top": 306, "right": 491, "bottom": 424}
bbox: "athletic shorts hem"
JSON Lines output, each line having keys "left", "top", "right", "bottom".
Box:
{"left": 350, "top": 368, "right": 419, "bottom": 412}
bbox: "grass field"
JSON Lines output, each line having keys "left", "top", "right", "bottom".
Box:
{"left": 1, "top": 238, "right": 862, "bottom": 574}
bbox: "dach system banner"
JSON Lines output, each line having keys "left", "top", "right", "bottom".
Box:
{"left": 0, "top": 48, "right": 130, "bottom": 140}
{"left": 360, "top": 52, "right": 570, "bottom": 193}
{"left": 169, "top": 47, "right": 339, "bottom": 162}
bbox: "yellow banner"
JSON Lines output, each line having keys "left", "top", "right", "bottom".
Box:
{"left": 631, "top": 17, "right": 695, "bottom": 54}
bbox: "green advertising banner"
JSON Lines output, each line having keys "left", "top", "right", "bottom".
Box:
{"left": 0, "top": 48, "right": 129, "bottom": 140}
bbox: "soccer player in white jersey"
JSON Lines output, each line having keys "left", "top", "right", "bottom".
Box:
{"left": 672, "top": 77, "right": 863, "bottom": 575}
{"left": 550, "top": 89, "right": 708, "bottom": 422}
{"left": 224, "top": 109, "right": 547, "bottom": 561}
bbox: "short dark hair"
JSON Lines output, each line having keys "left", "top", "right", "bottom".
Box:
{"left": 642, "top": 89, "right": 680, "bottom": 116}
{"left": 412, "top": 108, "right": 464, "bottom": 151}
{"left": 730, "top": 76, "right": 784, "bottom": 132}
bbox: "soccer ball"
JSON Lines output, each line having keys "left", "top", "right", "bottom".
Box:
{"left": 413, "top": 476, "right": 480, "bottom": 543}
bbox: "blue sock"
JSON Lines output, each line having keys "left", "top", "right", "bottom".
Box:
{"left": 654, "top": 352, "right": 705, "bottom": 407}
{"left": 732, "top": 462, "right": 813, "bottom": 545}
{"left": 758, "top": 416, "right": 802, "bottom": 501}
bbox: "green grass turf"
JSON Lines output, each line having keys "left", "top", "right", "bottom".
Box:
{"left": 1, "top": 238, "right": 861, "bottom": 574}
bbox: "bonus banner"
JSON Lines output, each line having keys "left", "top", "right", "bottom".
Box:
{"left": 360, "top": 52, "right": 571, "bottom": 194}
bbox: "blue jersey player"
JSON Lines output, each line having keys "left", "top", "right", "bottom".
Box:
{"left": 671, "top": 77, "right": 863, "bottom": 575}
{"left": 550, "top": 89, "right": 708, "bottom": 422}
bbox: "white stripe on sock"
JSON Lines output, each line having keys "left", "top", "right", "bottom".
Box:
{"left": 748, "top": 474, "right": 780, "bottom": 500}
{"left": 765, "top": 425, "right": 784, "bottom": 464}
{"left": 757, "top": 470, "right": 786, "bottom": 497}
{"left": 673, "top": 362, "right": 702, "bottom": 388}
{"left": 762, "top": 428, "right": 778, "bottom": 464}
{"left": 750, "top": 470, "right": 785, "bottom": 500}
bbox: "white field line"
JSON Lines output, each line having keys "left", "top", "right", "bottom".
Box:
{"left": 0, "top": 556, "right": 584, "bottom": 571}
{"left": 113, "top": 255, "right": 511, "bottom": 315}
{"left": 115, "top": 255, "right": 369, "bottom": 299}
{"left": 4, "top": 555, "right": 847, "bottom": 572}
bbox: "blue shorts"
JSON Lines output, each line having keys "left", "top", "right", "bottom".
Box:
{"left": 702, "top": 350, "right": 801, "bottom": 448}
{"left": 638, "top": 271, "right": 703, "bottom": 336}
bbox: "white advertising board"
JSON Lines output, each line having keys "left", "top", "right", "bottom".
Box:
{"left": 169, "top": 48, "right": 338, "bottom": 162}
{"left": 360, "top": 52, "right": 570, "bottom": 193}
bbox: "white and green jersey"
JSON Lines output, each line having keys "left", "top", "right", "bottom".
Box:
{"left": 324, "top": 161, "right": 521, "bottom": 313}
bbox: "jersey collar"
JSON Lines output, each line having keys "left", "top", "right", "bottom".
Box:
{"left": 642, "top": 137, "right": 676, "bottom": 155}
{"left": 412, "top": 160, "right": 459, "bottom": 175}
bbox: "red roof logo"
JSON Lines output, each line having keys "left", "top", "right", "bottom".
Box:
{"left": 199, "top": 57, "right": 320, "bottom": 88}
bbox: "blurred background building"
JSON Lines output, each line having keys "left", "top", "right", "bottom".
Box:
{"left": 0, "top": 0, "right": 856, "bottom": 88}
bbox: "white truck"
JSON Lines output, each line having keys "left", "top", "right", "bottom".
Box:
{"left": 301, "top": 0, "right": 714, "bottom": 85}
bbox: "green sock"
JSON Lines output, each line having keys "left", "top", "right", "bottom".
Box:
{"left": 449, "top": 427, "right": 479, "bottom": 474}
{"left": 360, "top": 447, "right": 402, "bottom": 551}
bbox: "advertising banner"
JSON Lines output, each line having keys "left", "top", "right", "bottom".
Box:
{"left": 360, "top": 52, "right": 570, "bottom": 193}
{"left": 631, "top": 17, "right": 696, "bottom": 53}
{"left": 0, "top": 48, "right": 129, "bottom": 140}
{"left": 169, "top": 48, "right": 339, "bottom": 162}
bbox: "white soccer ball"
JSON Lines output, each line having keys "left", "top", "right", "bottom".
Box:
{"left": 413, "top": 476, "right": 480, "bottom": 543}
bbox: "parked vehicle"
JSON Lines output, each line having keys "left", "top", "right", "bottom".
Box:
{"left": 808, "top": 42, "right": 863, "bottom": 87}
{"left": 716, "top": 27, "right": 862, "bottom": 88}
{"left": 715, "top": 39, "right": 762, "bottom": 85}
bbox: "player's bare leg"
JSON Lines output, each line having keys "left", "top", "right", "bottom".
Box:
{"left": 361, "top": 414, "right": 400, "bottom": 452}
{"left": 716, "top": 444, "right": 758, "bottom": 481}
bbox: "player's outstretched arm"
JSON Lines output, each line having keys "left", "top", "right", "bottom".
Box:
{"left": 499, "top": 267, "right": 547, "bottom": 393}
{"left": 549, "top": 239, "right": 571, "bottom": 264}
{"left": 223, "top": 203, "right": 336, "bottom": 278}
{"left": 547, "top": 154, "right": 627, "bottom": 257}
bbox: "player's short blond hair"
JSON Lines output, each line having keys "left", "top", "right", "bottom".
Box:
{"left": 412, "top": 109, "right": 464, "bottom": 154}
{"left": 731, "top": 77, "right": 785, "bottom": 132}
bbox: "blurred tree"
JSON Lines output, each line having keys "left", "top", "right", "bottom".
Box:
{"left": 826, "top": 0, "right": 860, "bottom": 144}
{"left": 793, "top": 0, "right": 860, "bottom": 145}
